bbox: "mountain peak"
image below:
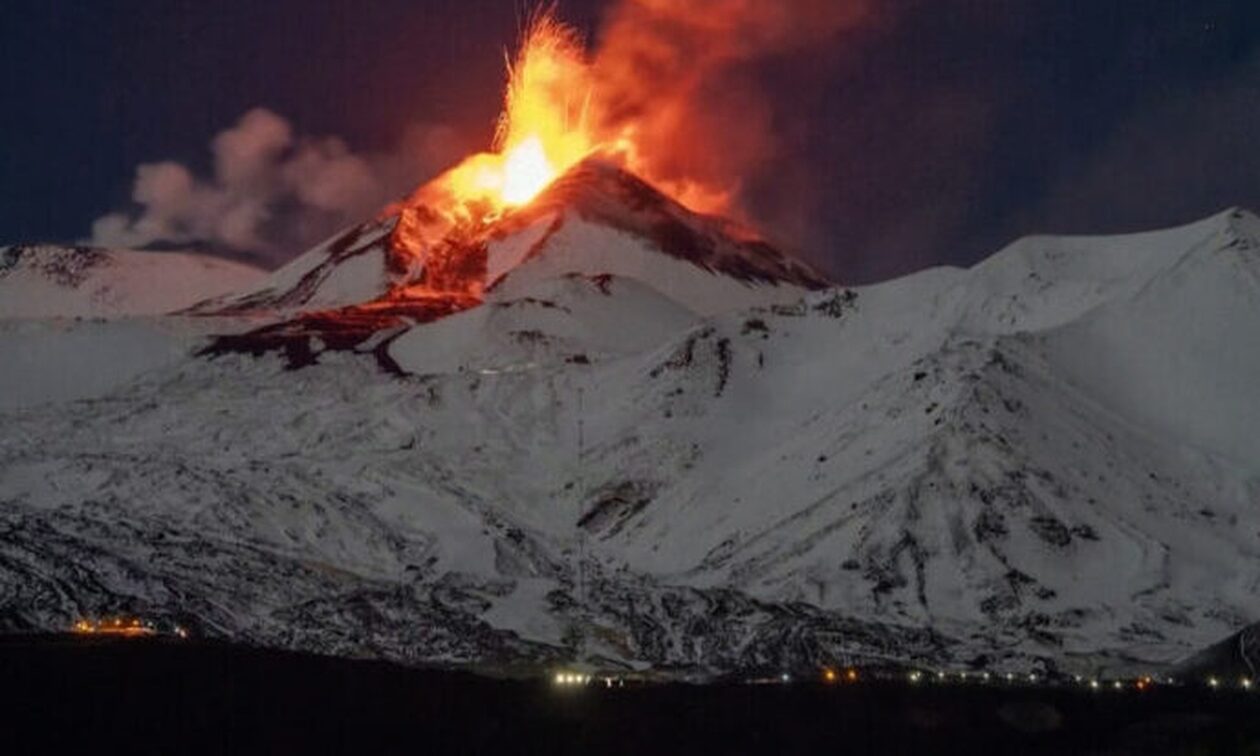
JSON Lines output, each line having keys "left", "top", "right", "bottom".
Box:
{"left": 488, "top": 158, "right": 831, "bottom": 292}
{"left": 209, "top": 160, "right": 830, "bottom": 318}
{"left": 198, "top": 160, "right": 831, "bottom": 367}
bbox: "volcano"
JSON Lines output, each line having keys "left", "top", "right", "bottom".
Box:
{"left": 197, "top": 158, "right": 830, "bottom": 371}
{"left": 3, "top": 194, "right": 1260, "bottom": 679}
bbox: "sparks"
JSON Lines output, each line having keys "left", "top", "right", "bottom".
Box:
{"left": 435, "top": 11, "right": 599, "bottom": 214}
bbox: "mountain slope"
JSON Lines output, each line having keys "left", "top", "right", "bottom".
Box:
{"left": 0, "top": 245, "right": 264, "bottom": 319}
{"left": 0, "top": 202, "right": 1257, "bottom": 678}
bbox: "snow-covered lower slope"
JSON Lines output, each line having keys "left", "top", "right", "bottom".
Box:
{"left": 0, "top": 317, "right": 238, "bottom": 411}
{"left": 0, "top": 245, "right": 263, "bottom": 319}
{"left": 1, "top": 207, "right": 1258, "bottom": 679}
{"left": 1173, "top": 621, "right": 1260, "bottom": 681}
{"left": 390, "top": 274, "right": 698, "bottom": 375}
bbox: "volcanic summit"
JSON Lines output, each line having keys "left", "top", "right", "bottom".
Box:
{"left": 197, "top": 157, "right": 831, "bottom": 370}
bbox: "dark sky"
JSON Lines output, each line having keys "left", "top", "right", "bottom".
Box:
{"left": 2, "top": 0, "right": 1257, "bottom": 282}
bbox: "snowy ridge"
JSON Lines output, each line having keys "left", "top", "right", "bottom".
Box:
{"left": 1, "top": 204, "right": 1258, "bottom": 678}
{"left": 0, "top": 245, "right": 263, "bottom": 319}
{"left": 0, "top": 245, "right": 265, "bottom": 409}
{"left": 204, "top": 218, "right": 403, "bottom": 314}
{"left": 485, "top": 160, "right": 830, "bottom": 314}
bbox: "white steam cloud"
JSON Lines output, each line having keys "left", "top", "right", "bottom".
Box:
{"left": 90, "top": 108, "right": 467, "bottom": 264}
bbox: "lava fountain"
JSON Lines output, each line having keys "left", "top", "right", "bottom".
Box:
{"left": 387, "top": 2, "right": 862, "bottom": 298}
{"left": 418, "top": 12, "right": 603, "bottom": 219}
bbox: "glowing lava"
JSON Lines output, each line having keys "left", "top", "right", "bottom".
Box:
{"left": 500, "top": 136, "right": 556, "bottom": 205}
{"left": 437, "top": 12, "right": 599, "bottom": 214}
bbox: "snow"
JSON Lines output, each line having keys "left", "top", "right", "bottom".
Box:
{"left": 215, "top": 219, "right": 397, "bottom": 312}
{"left": 1, "top": 205, "right": 1259, "bottom": 678}
{"left": 1040, "top": 210, "right": 1260, "bottom": 467}
{"left": 491, "top": 216, "right": 816, "bottom": 315}
{"left": 0, "top": 246, "right": 264, "bottom": 319}
{"left": 389, "top": 273, "right": 698, "bottom": 375}
{"left": 0, "top": 317, "right": 226, "bottom": 410}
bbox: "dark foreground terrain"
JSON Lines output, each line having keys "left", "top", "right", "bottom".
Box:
{"left": 0, "top": 636, "right": 1257, "bottom": 755}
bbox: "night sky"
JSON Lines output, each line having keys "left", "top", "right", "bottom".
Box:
{"left": 2, "top": 0, "right": 1257, "bottom": 282}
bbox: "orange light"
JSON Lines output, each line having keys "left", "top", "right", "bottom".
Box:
{"left": 434, "top": 11, "right": 597, "bottom": 214}
{"left": 71, "top": 617, "right": 159, "bottom": 638}
{"left": 845, "top": 669, "right": 859, "bottom": 683}
{"left": 823, "top": 668, "right": 837, "bottom": 684}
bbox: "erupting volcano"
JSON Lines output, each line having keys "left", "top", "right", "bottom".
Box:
{"left": 415, "top": 9, "right": 735, "bottom": 225}
{"left": 430, "top": 13, "right": 603, "bottom": 215}
{"left": 199, "top": 8, "right": 832, "bottom": 366}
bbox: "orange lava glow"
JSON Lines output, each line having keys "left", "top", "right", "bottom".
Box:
{"left": 433, "top": 12, "right": 600, "bottom": 215}
{"left": 418, "top": 9, "right": 734, "bottom": 224}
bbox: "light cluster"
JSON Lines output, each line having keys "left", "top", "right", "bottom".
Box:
{"left": 71, "top": 617, "right": 188, "bottom": 639}
{"left": 553, "top": 672, "right": 592, "bottom": 687}
{"left": 819, "top": 667, "right": 1257, "bottom": 693}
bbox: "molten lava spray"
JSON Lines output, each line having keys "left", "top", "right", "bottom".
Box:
{"left": 436, "top": 13, "right": 597, "bottom": 213}
{"left": 421, "top": 1, "right": 869, "bottom": 222}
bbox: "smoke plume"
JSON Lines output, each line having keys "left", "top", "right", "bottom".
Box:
{"left": 589, "top": 0, "right": 871, "bottom": 215}
{"left": 93, "top": 2, "right": 874, "bottom": 264}
{"left": 90, "top": 108, "right": 467, "bottom": 265}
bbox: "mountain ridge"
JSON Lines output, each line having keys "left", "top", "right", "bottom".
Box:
{"left": 0, "top": 196, "right": 1257, "bottom": 679}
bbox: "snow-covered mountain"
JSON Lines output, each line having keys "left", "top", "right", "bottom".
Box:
{"left": 1, "top": 164, "right": 1257, "bottom": 679}
{"left": 0, "top": 244, "right": 264, "bottom": 319}
{"left": 0, "top": 246, "right": 265, "bottom": 410}
{"left": 1173, "top": 621, "right": 1260, "bottom": 682}
{"left": 208, "top": 159, "right": 827, "bottom": 318}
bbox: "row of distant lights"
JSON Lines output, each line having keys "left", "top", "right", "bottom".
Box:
{"left": 1206, "top": 675, "right": 1254, "bottom": 692}
{"left": 72, "top": 617, "right": 188, "bottom": 639}
{"left": 559, "top": 668, "right": 1255, "bottom": 692}
{"left": 804, "top": 668, "right": 1256, "bottom": 692}
{"left": 902, "top": 670, "right": 1257, "bottom": 692}
{"left": 553, "top": 673, "right": 625, "bottom": 688}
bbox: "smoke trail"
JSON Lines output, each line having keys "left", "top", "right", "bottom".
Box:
{"left": 90, "top": 109, "right": 468, "bottom": 264}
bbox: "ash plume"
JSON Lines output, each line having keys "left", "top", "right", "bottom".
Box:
{"left": 90, "top": 109, "right": 468, "bottom": 265}
{"left": 588, "top": 0, "right": 872, "bottom": 215}
{"left": 91, "top": 2, "right": 875, "bottom": 266}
